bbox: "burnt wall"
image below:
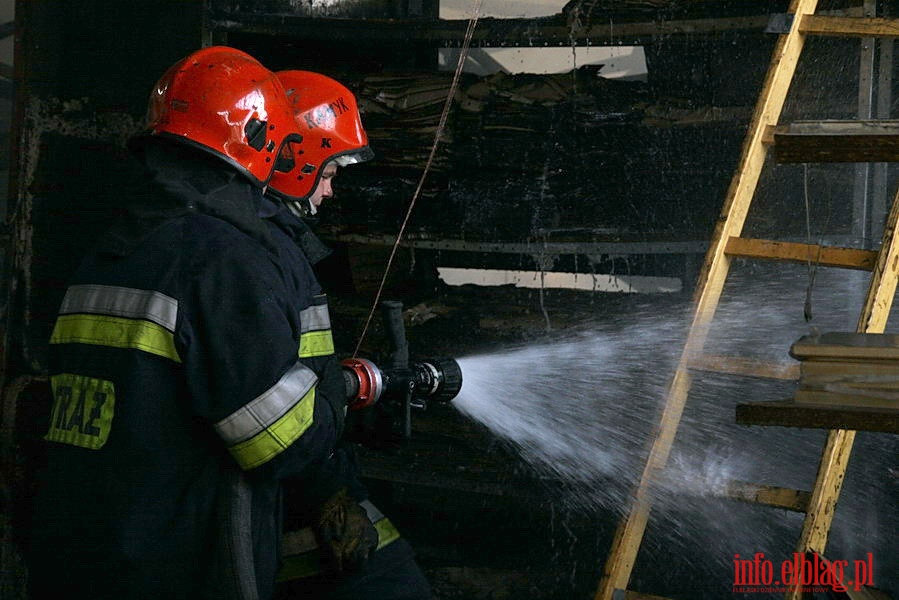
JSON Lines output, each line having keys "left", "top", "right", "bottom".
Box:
{"left": 5, "top": 0, "right": 205, "bottom": 376}
{"left": 231, "top": 25, "right": 880, "bottom": 253}
{"left": 1, "top": 2, "right": 204, "bottom": 596}
{"left": 232, "top": 29, "right": 778, "bottom": 248}
{"left": 2, "top": 3, "right": 892, "bottom": 597}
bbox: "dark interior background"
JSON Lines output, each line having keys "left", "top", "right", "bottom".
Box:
{"left": 2, "top": 1, "right": 898, "bottom": 599}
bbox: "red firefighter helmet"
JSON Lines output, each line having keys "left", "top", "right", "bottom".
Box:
{"left": 143, "top": 46, "right": 303, "bottom": 186}
{"left": 268, "top": 70, "right": 373, "bottom": 205}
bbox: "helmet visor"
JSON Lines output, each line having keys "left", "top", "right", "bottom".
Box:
{"left": 332, "top": 146, "right": 374, "bottom": 167}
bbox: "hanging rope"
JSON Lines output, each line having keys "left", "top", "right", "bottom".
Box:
{"left": 352, "top": 0, "right": 484, "bottom": 357}
{"left": 803, "top": 163, "right": 823, "bottom": 322}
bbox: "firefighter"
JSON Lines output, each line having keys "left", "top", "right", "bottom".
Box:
{"left": 263, "top": 71, "right": 433, "bottom": 599}
{"left": 26, "top": 47, "right": 351, "bottom": 600}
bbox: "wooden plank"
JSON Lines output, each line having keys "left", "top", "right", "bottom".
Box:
{"left": 800, "top": 358, "right": 899, "bottom": 378}
{"left": 773, "top": 120, "right": 899, "bottom": 163}
{"left": 800, "top": 14, "right": 899, "bottom": 37}
{"left": 594, "top": 6, "right": 821, "bottom": 598}
{"left": 736, "top": 399, "right": 899, "bottom": 433}
{"left": 722, "top": 480, "right": 811, "bottom": 512}
{"left": 724, "top": 237, "right": 877, "bottom": 271}
{"left": 794, "top": 388, "right": 899, "bottom": 409}
{"left": 687, "top": 353, "right": 799, "bottom": 380}
{"left": 791, "top": 331, "right": 899, "bottom": 360}
{"left": 779, "top": 120, "right": 899, "bottom": 133}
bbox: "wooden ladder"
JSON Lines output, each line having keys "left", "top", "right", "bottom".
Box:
{"left": 595, "top": 2, "right": 899, "bottom": 599}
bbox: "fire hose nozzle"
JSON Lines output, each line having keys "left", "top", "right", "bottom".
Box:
{"left": 342, "top": 358, "right": 384, "bottom": 411}
{"left": 342, "top": 357, "right": 463, "bottom": 411}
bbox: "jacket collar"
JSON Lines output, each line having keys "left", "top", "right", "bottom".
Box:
{"left": 258, "top": 195, "right": 332, "bottom": 265}
{"left": 101, "top": 139, "right": 276, "bottom": 256}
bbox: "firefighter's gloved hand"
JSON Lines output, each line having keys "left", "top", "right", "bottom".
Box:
{"left": 345, "top": 405, "right": 403, "bottom": 453}
{"left": 314, "top": 488, "right": 379, "bottom": 575}
{"left": 321, "top": 389, "right": 348, "bottom": 440}
{"left": 317, "top": 357, "right": 348, "bottom": 440}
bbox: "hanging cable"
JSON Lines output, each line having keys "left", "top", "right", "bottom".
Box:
{"left": 803, "top": 163, "right": 822, "bottom": 322}
{"left": 352, "top": 0, "right": 484, "bottom": 357}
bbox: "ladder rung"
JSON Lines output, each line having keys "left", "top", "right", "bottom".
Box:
{"left": 723, "top": 480, "right": 811, "bottom": 513}
{"left": 736, "top": 399, "right": 899, "bottom": 433}
{"left": 799, "top": 14, "right": 899, "bottom": 38}
{"left": 725, "top": 237, "right": 877, "bottom": 271}
{"left": 772, "top": 120, "right": 899, "bottom": 163}
{"left": 688, "top": 353, "right": 799, "bottom": 380}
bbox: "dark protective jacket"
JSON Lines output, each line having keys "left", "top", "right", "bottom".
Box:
{"left": 27, "top": 140, "right": 342, "bottom": 600}
{"left": 256, "top": 199, "right": 403, "bottom": 576}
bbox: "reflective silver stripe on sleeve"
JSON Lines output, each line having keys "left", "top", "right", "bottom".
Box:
{"left": 299, "top": 303, "right": 331, "bottom": 334}
{"left": 59, "top": 284, "right": 178, "bottom": 332}
{"left": 360, "top": 500, "right": 384, "bottom": 523}
{"left": 213, "top": 361, "right": 319, "bottom": 445}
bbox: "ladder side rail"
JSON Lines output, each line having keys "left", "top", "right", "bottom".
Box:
{"left": 689, "top": 0, "right": 824, "bottom": 309}
{"left": 785, "top": 186, "right": 899, "bottom": 600}
{"left": 594, "top": 2, "right": 821, "bottom": 598}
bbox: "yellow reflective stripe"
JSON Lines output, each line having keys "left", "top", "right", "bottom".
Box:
{"left": 276, "top": 551, "right": 321, "bottom": 582}
{"left": 50, "top": 314, "right": 181, "bottom": 363}
{"left": 276, "top": 516, "right": 401, "bottom": 582}
{"left": 227, "top": 387, "right": 315, "bottom": 470}
{"left": 45, "top": 374, "right": 116, "bottom": 450}
{"left": 298, "top": 330, "right": 334, "bottom": 358}
{"left": 374, "top": 517, "right": 400, "bottom": 550}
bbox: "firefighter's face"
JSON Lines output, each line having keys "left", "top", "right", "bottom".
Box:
{"left": 309, "top": 162, "right": 338, "bottom": 212}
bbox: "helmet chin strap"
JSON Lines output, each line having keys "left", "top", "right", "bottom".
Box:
{"left": 286, "top": 198, "right": 315, "bottom": 218}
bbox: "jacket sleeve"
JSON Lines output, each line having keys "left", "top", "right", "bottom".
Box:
{"left": 176, "top": 233, "right": 340, "bottom": 478}
{"left": 281, "top": 441, "right": 369, "bottom": 524}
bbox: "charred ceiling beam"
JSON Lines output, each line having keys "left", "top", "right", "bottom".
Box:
{"left": 320, "top": 231, "right": 709, "bottom": 256}
{"left": 209, "top": 13, "right": 772, "bottom": 47}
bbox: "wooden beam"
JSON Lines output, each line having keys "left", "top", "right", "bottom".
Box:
{"left": 724, "top": 237, "right": 878, "bottom": 271}
{"left": 722, "top": 480, "right": 811, "bottom": 512}
{"left": 324, "top": 231, "right": 709, "bottom": 256}
{"left": 774, "top": 120, "right": 899, "bottom": 163}
{"left": 209, "top": 12, "right": 771, "bottom": 47}
{"left": 736, "top": 399, "right": 899, "bottom": 433}
{"left": 800, "top": 14, "right": 899, "bottom": 37}
{"left": 687, "top": 353, "right": 799, "bottom": 380}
